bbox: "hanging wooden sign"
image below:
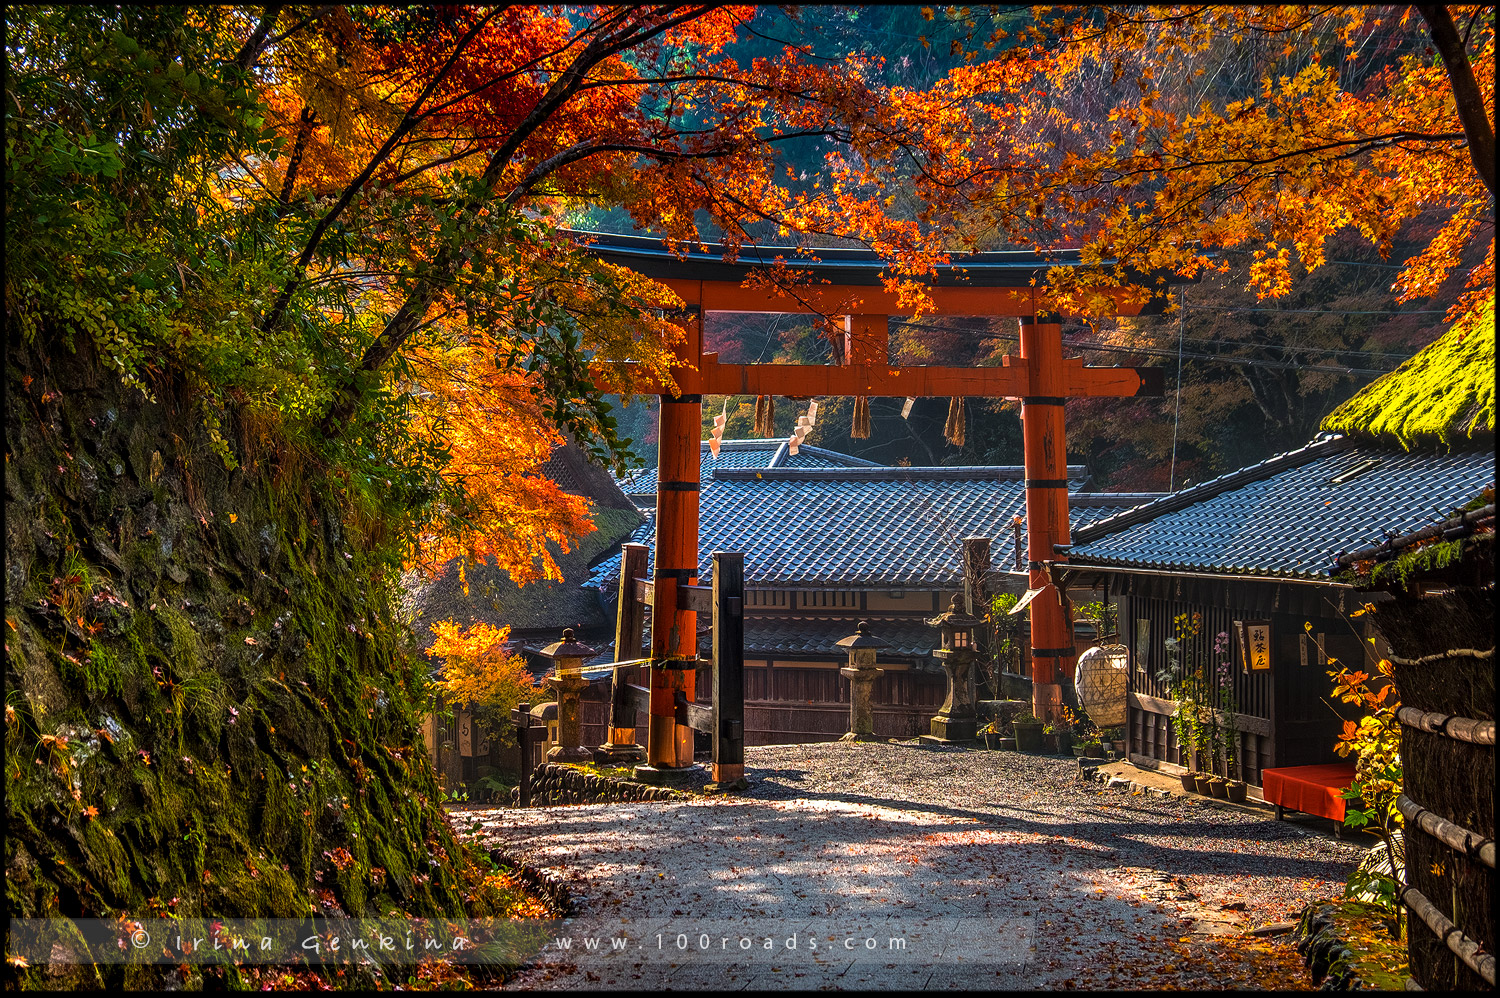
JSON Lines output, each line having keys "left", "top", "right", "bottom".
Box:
{"left": 457, "top": 709, "right": 474, "bottom": 756}
{"left": 1243, "top": 621, "right": 1272, "bottom": 671}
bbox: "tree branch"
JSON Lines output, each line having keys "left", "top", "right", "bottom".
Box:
{"left": 260, "top": 8, "right": 499, "bottom": 334}
{"left": 345, "top": 7, "right": 719, "bottom": 387}
{"left": 233, "top": 3, "right": 287, "bottom": 73}
{"left": 1416, "top": 4, "right": 1496, "bottom": 196}
{"left": 262, "top": 5, "right": 338, "bottom": 48}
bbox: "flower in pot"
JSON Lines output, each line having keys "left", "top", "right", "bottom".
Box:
{"left": 1083, "top": 739, "right": 1105, "bottom": 759}
{"left": 1055, "top": 706, "right": 1077, "bottom": 755}
{"left": 1012, "top": 712, "right": 1043, "bottom": 753}
{"left": 979, "top": 720, "right": 1001, "bottom": 749}
{"left": 1224, "top": 781, "right": 1248, "bottom": 804}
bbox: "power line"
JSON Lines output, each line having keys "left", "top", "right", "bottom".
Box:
{"left": 894, "top": 319, "right": 1409, "bottom": 374}
{"left": 1169, "top": 287, "right": 1185, "bottom": 493}
{"left": 1182, "top": 304, "right": 1448, "bottom": 315}
{"left": 1053, "top": 337, "right": 1396, "bottom": 377}
{"left": 1169, "top": 334, "right": 1416, "bottom": 364}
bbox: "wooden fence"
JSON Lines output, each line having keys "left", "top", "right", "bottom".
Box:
{"left": 1372, "top": 590, "right": 1494, "bottom": 991}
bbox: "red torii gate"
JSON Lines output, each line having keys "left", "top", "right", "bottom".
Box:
{"left": 581, "top": 232, "right": 1168, "bottom": 780}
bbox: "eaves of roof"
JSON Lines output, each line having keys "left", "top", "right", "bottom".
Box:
{"left": 1335, "top": 502, "right": 1495, "bottom": 568}
{"left": 715, "top": 465, "right": 1090, "bottom": 483}
{"left": 1028, "top": 561, "right": 1358, "bottom": 588}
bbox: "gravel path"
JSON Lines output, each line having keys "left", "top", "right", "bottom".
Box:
{"left": 461, "top": 742, "right": 1368, "bottom": 990}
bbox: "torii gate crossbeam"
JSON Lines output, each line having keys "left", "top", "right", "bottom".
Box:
{"left": 576, "top": 231, "right": 1173, "bottom": 779}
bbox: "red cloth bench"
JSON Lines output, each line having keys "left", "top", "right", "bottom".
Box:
{"left": 1261, "top": 763, "right": 1358, "bottom": 823}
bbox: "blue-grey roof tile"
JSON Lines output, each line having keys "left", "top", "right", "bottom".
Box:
{"left": 616, "top": 439, "right": 881, "bottom": 494}
{"left": 587, "top": 456, "right": 1145, "bottom": 591}
{"left": 1065, "top": 435, "right": 1494, "bottom": 579}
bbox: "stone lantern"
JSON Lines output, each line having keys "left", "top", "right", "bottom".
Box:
{"left": 922, "top": 595, "right": 982, "bottom": 744}
{"left": 538, "top": 628, "right": 595, "bottom": 764}
{"left": 836, "top": 621, "right": 890, "bottom": 743}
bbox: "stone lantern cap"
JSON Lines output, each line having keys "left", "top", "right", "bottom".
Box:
{"left": 835, "top": 620, "right": 890, "bottom": 651}
{"left": 928, "top": 594, "right": 983, "bottom": 630}
{"left": 538, "top": 627, "right": 598, "bottom": 661}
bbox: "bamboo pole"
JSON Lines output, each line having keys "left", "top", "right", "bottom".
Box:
{"left": 1396, "top": 706, "right": 1496, "bottom": 746}
{"left": 1401, "top": 884, "right": 1497, "bottom": 985}
{"left": 1397, "top": 793, "right": 1496, "bottom": 869}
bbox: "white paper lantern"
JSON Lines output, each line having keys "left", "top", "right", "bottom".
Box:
{"left": 1075, "top": 643, "right": 1130, "bottom": 728}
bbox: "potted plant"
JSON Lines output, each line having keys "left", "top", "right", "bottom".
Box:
{"left": 1012, "top": 712, "right": 1043, "bottom": 753}
{"left": 1082, "top": 738, "right": 1106, "bottom": 759}
{"left": 979, "top": 720, "right": 1001, "bottom": 750}
{"left": 1056, "top": 726, "right": 1074, "bottom": 756}
{"left": 1158, "top": 621, "right": 1205, "bottom": 792}
{"left": 1212, "top": 630, "right": 1250, "bottom": 804}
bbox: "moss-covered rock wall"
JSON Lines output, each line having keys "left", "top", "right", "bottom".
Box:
{"left": 4, "top": 343, "right": 509, "bottom": 987}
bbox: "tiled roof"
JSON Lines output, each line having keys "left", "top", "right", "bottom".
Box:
{"left": 616, "top": 439, "right": 881, "bottom": 495}
{"left": 743, "top": 616, "right": 940, "bottom": 664}
{"left": 586, "top": 470, "right": 1147, "bottom": 592}
{"left": 1065, "top": 434, "right": 1495, "bottom": 580}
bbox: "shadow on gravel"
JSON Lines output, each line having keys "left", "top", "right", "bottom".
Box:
{"left": 731, "top": 782, "right": 1364, "bottom": 884}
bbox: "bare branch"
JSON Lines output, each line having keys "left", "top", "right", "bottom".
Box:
{"left": 233, "top": 3, "right": 287, "bottom": 73}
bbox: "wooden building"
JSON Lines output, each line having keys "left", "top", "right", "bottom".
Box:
{"left": 1060, "top": 433, "right": 1493, "bottom": 787}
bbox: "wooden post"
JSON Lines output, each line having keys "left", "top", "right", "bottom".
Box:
{"left": 645, "top": 306, "right": 701, "bottom": 773}
{"left": 510, "top": 702, "right": 534, "bottom": 807}
{"left": 598, "top": 543, "right": 648, "bottom": 762}
{"left": 709, "top": 551, "right": 747, "bottom": 789}
{"left": 1020, "top": 315, "right": 1077, "bottom": 722}
{"left": 963, "top": 536, "right": 991, "bottom": 703}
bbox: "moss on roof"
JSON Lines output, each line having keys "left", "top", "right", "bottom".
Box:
{"left": 1321, "top": 298, "right": 1495, "bottom": 449}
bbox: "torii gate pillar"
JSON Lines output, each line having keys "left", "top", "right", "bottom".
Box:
{"left": 1018, "top": 316, "right": 1076, "bottom": 721}
{"left": 644, "top": 308, "right": 702, "bottom": 772}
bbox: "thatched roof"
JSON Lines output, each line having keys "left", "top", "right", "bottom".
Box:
{"left": 1321, "top": 299, "right": 1495, "bottom": 449}
{"left": 404, "top": 437, "right": 645, "bottom": 647}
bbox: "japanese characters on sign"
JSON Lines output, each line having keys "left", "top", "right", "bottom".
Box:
{"left": 1244, "top": 622, "right": 1272, "bottom": 671}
